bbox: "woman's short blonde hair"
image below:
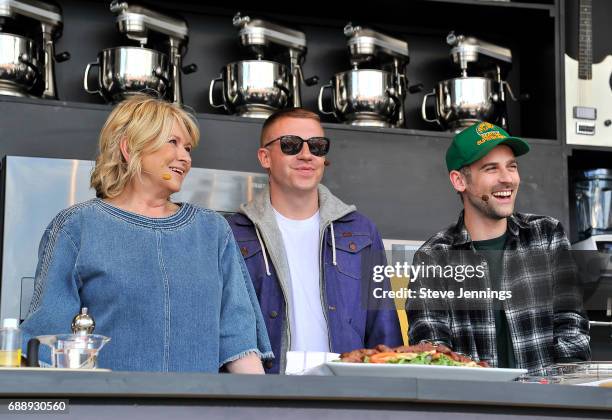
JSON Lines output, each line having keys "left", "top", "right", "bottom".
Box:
{"left": 90, "top": 95, "right": 200, "bottom": 199}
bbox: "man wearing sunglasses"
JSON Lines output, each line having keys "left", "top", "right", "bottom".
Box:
{"left": 228, "top": 108, "right": 403, "bottom": 374}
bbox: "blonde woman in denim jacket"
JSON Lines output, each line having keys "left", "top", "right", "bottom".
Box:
{"left": 20, "top": 95, "right": 272, "bottom": 372}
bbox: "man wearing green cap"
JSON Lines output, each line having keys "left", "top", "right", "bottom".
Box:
{"left": 406, "top": 121, "right": 590, "bottom": 374}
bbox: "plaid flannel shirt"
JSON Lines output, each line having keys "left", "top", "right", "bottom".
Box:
{"left": 406, "top": 212, "right": 591, "bottom": 374}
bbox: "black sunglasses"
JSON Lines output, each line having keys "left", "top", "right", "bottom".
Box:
{"left": 263, "top": 135, "right": 330, "bottom": 157}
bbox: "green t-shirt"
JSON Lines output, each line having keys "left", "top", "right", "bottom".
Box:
{"left": 473, "top": 232, "right": 516, "bottom": 369}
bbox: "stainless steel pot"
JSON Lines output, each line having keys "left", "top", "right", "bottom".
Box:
{"left": 574, "top": 169, "right": 612, "bottom": 237}
{"left": 84, "top": 47, "right": 170, "bottom": 103}
{"left": 421, "top": 76, "right": 503, "bottom": 131}
{"left": 0, "top": 33, "right": 41, "bottom": 97}
{"left": 318, "top": 69, "right": 400, "bottom": 127}
{"left": 209, "top": 60, "right": 290, "bottom": 118}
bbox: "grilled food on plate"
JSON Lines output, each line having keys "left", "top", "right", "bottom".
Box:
{"left": 338, "top": 342, "right": 489, "bottom": 367}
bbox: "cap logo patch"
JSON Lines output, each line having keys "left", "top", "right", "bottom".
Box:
{"left": 476, "top": 131, "right": 506, "bottom": 145}
{"left": 476, "top": 122, "right": 494, "bottom": 135}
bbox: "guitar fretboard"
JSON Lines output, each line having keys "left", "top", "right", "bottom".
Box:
{"left": 578, "top": 0, "right": 593, "bottom": 80}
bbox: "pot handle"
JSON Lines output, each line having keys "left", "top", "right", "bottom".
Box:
{"left": 83, "top": 61, "right": 100, "bottom": 95}
{"left": 18, "top": 53, "right": 40, "bottom": 89}
{"left": 386, "top": 88, "right": 402, "bottom": 125}
{"left": 208, "top": 75, "right": 226, "bottom": 109}
{"left": 26, "top": 338, "right": 40, "bottom": 367}
{"left": 575, "top": 191, "right": 592, "bottom": 234}
{"left": 154, "top": 67, "right": 170, "bottom": 99}
{"left": 274, "top": 80, "right": 291, "bottom": 96}
{"left": 317, "top": 82, "right": 336, "bottom": 116}
{"left": 421, "top": 89, "right": 439, "bottom": 124}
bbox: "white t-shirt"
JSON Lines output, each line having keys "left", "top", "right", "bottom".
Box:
{"left": 273, "top": 207, "right": 330, "bottom": 352}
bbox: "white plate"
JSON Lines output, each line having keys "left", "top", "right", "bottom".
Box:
{"left": 323, "top": 362, "right": 527, "bottom": 382}
{"left": 285, "top": 351, "right": 341, "bottom": 375}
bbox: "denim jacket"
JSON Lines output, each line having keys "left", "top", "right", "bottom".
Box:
{"left": 228, "top": 185, "right": 403, "bottom": 373}
{"left": 20, "top": 198, "right": 273, "bottom": 372}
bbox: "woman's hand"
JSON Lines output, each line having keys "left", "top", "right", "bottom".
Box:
{"left": 225, "top": 353, "right": 265, "bottom": 374}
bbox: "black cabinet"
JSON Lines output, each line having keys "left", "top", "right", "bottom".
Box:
{"left": 49, "top": 0, "right": 563, "bottom": 139}
{"left": 0, "top": 0, "right": 576, "bottom": 239}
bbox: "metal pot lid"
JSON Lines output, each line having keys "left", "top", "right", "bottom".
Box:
{"left": 226, "top": 59, "right": 287, "bottom": 67}
{"left": 0, "top": 33, "right": 35, "bottom": 43}
{"left": 439, "top": 76, "right": 495, "bottom": 83}
{"left": 100, "top": 46, "right": 168, "bottom": 57}
{"left": 335, "top": 69, "right": 391, "bottom": 77}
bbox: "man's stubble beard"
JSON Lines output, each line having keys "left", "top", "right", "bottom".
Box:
{"left": 464, "top": 192, "right": 514, "bottom": 220}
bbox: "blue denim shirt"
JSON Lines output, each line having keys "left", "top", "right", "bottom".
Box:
{"left": 20, "top": 199, "right": 273, "bottom": 372}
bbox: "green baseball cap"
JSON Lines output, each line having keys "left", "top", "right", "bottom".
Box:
{"left": 446, "top": 121, "right": 530, "bottom": 172}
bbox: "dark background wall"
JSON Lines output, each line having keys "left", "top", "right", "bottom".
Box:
{"left": 0, "top": 0, "right": 579, "bottom": 241}
{"left": 33, "top": 0, "right": 559, "bottom": 138}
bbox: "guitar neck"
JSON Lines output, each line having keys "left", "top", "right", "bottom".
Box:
{"left": 578, "top": 0, "right": 593, "bottom": 80}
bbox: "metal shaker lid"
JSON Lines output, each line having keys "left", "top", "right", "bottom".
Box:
{"left": 2, "top": 318, "right": 19, "bottom": 329}
{"left": 578, "top": 169, "right": 612, "bottom": 181}
{"left": 71, "top": 307, "right": 95, "bottom": 335}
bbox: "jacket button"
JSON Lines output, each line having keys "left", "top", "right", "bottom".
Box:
{"left": 342, "top": 232, "right": 352, "bottom": 237}
{"left": 328, "top": 305, "right": 336, "bottom": 311}
{"left": 349, "top": 242, "right": 357, "bottom": 251}
{"left": 270, "top": 311, "right": 278, "bottom": 318}
{"left": 240, "top": 247, "right": 248, "bottom": 256}
{"left": 265, "top": 360, "right": 273, "bottom": 369}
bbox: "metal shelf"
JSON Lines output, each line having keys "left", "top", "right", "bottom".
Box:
{"left": 422, "top": 0, "right": 555, "bottom": 11}
{"left": 567, "top": 144, "right": 612, "bottom": 154}
{"left": 0, "top": 95, "right": 561, "bottom": 144}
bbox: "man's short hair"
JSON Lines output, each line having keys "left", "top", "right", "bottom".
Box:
{"left": 459, "top": 166, "right": 472, "bottom": 181}
{"left": 260, "top": 108, "right": 321, "bottom": 147}
{"left": 457, "top": 166, "right": 472, "bottom": 203}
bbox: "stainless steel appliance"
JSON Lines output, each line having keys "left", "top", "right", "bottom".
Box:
{"left": 84, "top": 1, "right": 197, "bottom": 104}
{"left": 574, "top": 169, "right": 612, "bottom": 239}
{"left": 573, "top": 234, "right": 612, "bottom": 354}
{"left": 209, "top": 12, "right": 318, "bottom": 118}
{"left": 421, "top": 32, "right": 521, "bottom": 132}
{"left": 318, "top": 23, "right": 413, "bottom": 128}
{"left": 0, "top": 0, "right": 70, "bottom": 99}
{"left": 0, "top": 156, "right": 268, "bottom": 322}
